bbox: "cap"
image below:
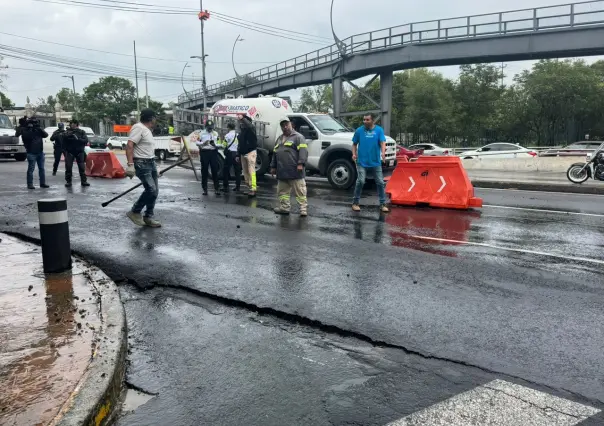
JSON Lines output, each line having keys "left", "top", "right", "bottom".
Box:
{"left": 140, "top": 108, "right": 156, "bottom": 123}
{"left": 279, "top": 117, "right": 290, "bottom": 124}
{"left": 58, "top": 122, "right": 65, "bottom": 129}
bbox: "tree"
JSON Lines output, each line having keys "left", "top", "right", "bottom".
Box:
{"left": 51, "top": 87, "right": 78, "bottom": 112}
{"left": 402, "top": 69, "right": 456, "bottom": 143}
{"left": 0, "top": 91, "right": 14, "bottom": 109}
{"left": 297, "top": 85, "right": 332, "bottom": 113}
{"left": 454, "top": 64, "right": 504, "bottom": 143}
{"left": 80, "top": 76, "right": 137, "bottom": 123}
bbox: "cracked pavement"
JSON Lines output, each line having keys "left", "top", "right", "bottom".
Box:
{"left": 1, "top": 157, "right": 604, "bottom": 424}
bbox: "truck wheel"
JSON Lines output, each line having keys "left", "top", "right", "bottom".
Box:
{"left": 14, "top": 154, "right": 27, "bottom": 162}
{"left": 327, "top": 158, "right": 357, "bottom": 190}
{"left": 107, "top": 143, "right": 113, "bottom": 150}
{"left": 255, "top": 149, "right": 270, "bottom": 176}
{"left": 158, "top": 150, "right": 168, "bottom": 161}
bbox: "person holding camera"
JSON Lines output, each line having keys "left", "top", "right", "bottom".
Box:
{"left": 19, "top": 116, "right": 49, "bottom": 190}
{"left": 50, "top": 123, "right": 66, "bottom": 176}
{"left": 63, "top": 120, "right": 90, "bottom": 187}
{"left": 222, "top": 121, "right": 241, "bottom": 193}
{"left": 196, "top": 119, "right": 221, "bottom": 196}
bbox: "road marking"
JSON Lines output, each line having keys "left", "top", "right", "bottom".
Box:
{"left": 387, "top": 379, "right": 600, "bottom": 426}
{"left": 477, "top": 187, "right": 604, "bottom": 197}
{"left": 410, "top": 235, "right": 604, "bottom": 265}
{"left": 483, "top": 204, "right": 604, "bottom": 218}
{"left": 437, "top": 176, "right": 446, "bottom": 193}
{"left": 408, "top": 177, "right": 415, "bottom": 192}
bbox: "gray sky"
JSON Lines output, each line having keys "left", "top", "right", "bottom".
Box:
{"left": 0, "top": 0, "right": 601, "bottom": 107}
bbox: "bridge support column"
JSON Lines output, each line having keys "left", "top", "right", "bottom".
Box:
{"left": 332, "top": 77, "right": 343, "bottom": 119}
{"left": 380, "top": 71, "right": 393, "bottom": 136}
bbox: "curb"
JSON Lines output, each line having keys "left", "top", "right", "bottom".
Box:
{"left": 4, "top": 232, "right": 127, "bottom": 426}
{"left": 54, "top": 264, "right": 127, "bottom": 426}
{"left": 471, "top": 180, "right": 604, "bottom": 195}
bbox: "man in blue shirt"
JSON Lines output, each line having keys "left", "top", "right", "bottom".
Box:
{"left": 351, "top": 113, "right": 389, "bottom": 213}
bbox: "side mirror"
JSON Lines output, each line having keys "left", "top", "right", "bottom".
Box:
{"left": 299, "top": 125, "right": 317, "bottom": 139}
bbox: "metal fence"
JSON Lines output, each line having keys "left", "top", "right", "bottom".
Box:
{"left": 179, "top": 0, "right": 604, "bottom": 103}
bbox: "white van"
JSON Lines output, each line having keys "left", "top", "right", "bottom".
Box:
{"left": 208, "top": 96, "right": 398, "bottom": 189}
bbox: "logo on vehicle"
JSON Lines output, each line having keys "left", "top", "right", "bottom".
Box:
{"left": 421, "top": 170, "right": 429, "bottom": 177}
{"left": 272, "top": 100, "right": 282, "bottom": 108}
{"left": 214, "top": 104, "right": 251, "bottom": 114}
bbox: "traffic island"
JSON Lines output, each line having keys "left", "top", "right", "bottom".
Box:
{"left": 0, "top": 233, "right": 126, "bottom": 426}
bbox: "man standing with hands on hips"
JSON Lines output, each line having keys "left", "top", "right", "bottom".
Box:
{"left": 270, "top": 117, "right": 308, "bottom": 216}
{"left": 351, "top": 113, "right": 390, "bottom": 213}
{"left": 125, "top": 109, "right": 162, "bottom": 228}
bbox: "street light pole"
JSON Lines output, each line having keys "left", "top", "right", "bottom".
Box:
{"left": 133, "top": 40, "right": 140, "bottom": 117}
{"left": 330, "top": 0, "right": 347, "bottom": 58}
{"left": 62, "top": 75, "right": 78, "bottom": 117}
{"left": 200, "top": 0, "right": 207, "bottom": 110}
{"left": 231, "top": 35, "right": 245, "bottom": 86}
{"left": 181, "top": 63, "right": 192, "bottom": 101}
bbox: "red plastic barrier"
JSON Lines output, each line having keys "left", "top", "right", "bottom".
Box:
{"left": 85, "top": 151, "right": 126, "bottom": 178}
{"left": 385, "top": 156, "right": 482, "bottom": 209}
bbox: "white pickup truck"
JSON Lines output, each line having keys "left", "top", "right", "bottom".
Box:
{"left": 0, "top": 110, "right": 26, "bottom": 161}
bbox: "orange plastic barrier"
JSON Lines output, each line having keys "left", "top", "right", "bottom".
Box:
{"left": 385, "top": 156, "right": 482, "bottom": 209}
{"left": 85, "top": 151, "right": 126, "bottom": 178}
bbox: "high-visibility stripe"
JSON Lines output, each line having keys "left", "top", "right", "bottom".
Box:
{"left": 284, "top": 142, "right": 293, "bottom": 147}
{"left": 298, "top": 143, "right": 308, "bottom": 149}
{"left": 274, "top": 144, "right": 280, "bottom": 150}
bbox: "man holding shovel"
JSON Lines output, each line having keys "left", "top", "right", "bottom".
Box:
{"left": 125, "top": 109, "right": 162, "bottom": 228}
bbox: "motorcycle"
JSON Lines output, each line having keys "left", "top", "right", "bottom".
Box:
{"left": 566, "top": 141, "right": 604, "bottom": 184}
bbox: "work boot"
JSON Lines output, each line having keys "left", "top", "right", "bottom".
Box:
{"left": 352, "top": 204, "right": 361, "bottom": 212}
{"left": 81, "top": 181, "right": 90, "bottom": 187}
{"left": 65, "top": 182, "right": 72, "bottom": 188}
{"left": 143, "top": 217, "right": 162, "bottom": 228}
{"left": 274, "top": 207, "right": 290, "bottom": 215}
{"left": 126, "top": 211, "right": 145, "bottom": 227}
{"left": 300, "top": 210, "right": 308, "bottom": 217}
{"left": 380, "top": 205, "right": 390, "bottom": 213}
{"left": 27, "top": 185, "right": 35, "bottom": 190}
{"left": 202, "top": 189, "right": 208, "bottom": 196}
{"left": 40, "top": 184, "right": 50, "bottom": 189}
{"left": 248, "top": 191, "right": 257, "bottom": 198}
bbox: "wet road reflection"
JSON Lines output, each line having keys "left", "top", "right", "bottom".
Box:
{"left": 0, "top": 236, "right": 101, "bottom": 426}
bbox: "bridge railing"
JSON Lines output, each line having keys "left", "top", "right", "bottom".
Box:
{"left": 179, "top": 0, "right": 604, "bottom": 104}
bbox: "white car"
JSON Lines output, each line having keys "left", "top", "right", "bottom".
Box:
{"left": 460, "top": 143, "right": 537, "bottom": 159}
{"left": 106, "top": 136, "right": 128, "bottom": 150}
{"left": 408, "top": 143, "right": 450, "bottom": 156}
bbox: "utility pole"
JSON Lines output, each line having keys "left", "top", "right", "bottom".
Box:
{"left": 145, "top": 72, "right": 149, "bottom": 108}
{"left": 134, "top": 41, "right": 140, "bottom": 117}
{"left": 200, "top": 0, "right": 207, "bottom": 110}
{"left": 500, "top": 62, "right": 507, "bottom": 88}
{"left": 62, "top": 75, "right": 78, "bottom": 117}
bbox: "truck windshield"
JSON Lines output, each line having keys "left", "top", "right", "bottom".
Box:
{"left": 0, "top": 114, "right": 12, "bottom": 129}
{"left": 308, "top": 115, "right": 351, "bottom": 133}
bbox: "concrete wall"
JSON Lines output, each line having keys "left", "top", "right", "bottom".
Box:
{"left": 461, "top": 157, "right": 582, "bottom": 172}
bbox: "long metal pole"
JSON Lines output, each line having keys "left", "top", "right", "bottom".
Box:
{"left": 145, "top": 72, "right": 149, "bottom": 107}
{"left": 70, "top": 76, "right": 78, "bottom": 117}
{"left": 200, "top": 0, "right": 207, "bottom": 110}
{"left": 134, "top": 41, "right": 140, "bottom": 117}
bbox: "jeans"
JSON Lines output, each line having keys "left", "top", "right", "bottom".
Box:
{"left": 65, "top": 151, "right": 87, "bottom": 183}
{"left": 26, "top": 152, "right": 46, "bottom": 186}
{"left": 352, "top": 165, "right": 386, "bottom": 206}
{"left": 200, "top": 149, "right": 220, "bottom": 191}
{"left": 131, "top": 159, "right": 159, "bottom": 218}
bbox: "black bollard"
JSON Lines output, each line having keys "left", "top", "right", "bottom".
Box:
{"left": 38, "top": 198, "right": 71, "bottom": 273}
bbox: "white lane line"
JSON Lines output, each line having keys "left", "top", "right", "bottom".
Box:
{"left": 410, "top": 235, "right": 604, "bottom": 265}
{"left": 483, "top": 204, "right": 604, "bottom": 218}
{"left": 477, "top": 187, "right": 604, "bottom": 197}
{"left": 387, "top": 379, "right": 600, "bottom": 426}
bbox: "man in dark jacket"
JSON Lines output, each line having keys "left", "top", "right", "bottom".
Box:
{"left": 270, "top": 117, "right": 308, "bottom": 216}
{"left": 63, "top": 120, "right": 90, "bottom": 187}
{"left": 20, "top": 117, "right": 49, "bottom": 190}
{"left": 237, "top": 115, "right": 258, "bottom": 197}
{"left": 50, "top": 123, "right": 66, "bottom": 176}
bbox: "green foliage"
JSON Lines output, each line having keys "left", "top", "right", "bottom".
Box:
{"left": 79, "top": 76, "right": 137, "bottom": 123}
{"left": 0, "top": 91, "right": 14, "bottom": 108}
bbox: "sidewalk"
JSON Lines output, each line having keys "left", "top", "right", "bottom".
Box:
{"left": 468, "top": 170, "right": 604, "bottom": 194}
{"left": 0, "top": 234, "right": 126, "bottom": 426}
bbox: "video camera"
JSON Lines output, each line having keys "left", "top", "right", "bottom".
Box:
{"left": 20, "top": 116, "right": 41, "bottom": 128}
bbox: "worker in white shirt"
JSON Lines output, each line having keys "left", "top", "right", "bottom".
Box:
{"left": 196, "top": 119, "right": 221, "bottom": 196}
{"left": 222, "top": 121, "right": 241, "bottom": 193}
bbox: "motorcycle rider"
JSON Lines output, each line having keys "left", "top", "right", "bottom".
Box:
{"left": 63, "top": 119, "right": 90, "bottom": 187}
{"left": 50, "top": 123, "right": 66, "bottom": 176}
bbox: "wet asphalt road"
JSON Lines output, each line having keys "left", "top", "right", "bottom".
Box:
{"left": 1, "top": 158, "right": 604, "bottom": 425}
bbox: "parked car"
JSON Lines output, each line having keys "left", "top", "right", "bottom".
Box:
{"left": 396, "top": 145, "right": 424, "bottom": 161}
{"left": 84, "top": 136, "right": 109, "bottom": 154}
{"left": 106, "top": 136, "right": 128, "bottom": 150}
{"left": 407, "top": 143, "right": 450, "bottom": 156}
{"left": 539, "top": 141, "right": 603, "bottom": 157}
{"left": 460, "top": 143, "right": 537, "bottom": 159}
